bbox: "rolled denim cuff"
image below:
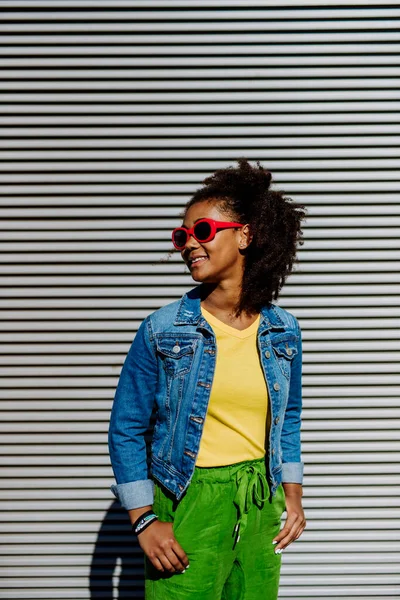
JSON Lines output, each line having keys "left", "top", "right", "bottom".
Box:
{"left": 281, "top": 461, "right": 304, "bottom": 484}
{"left": 110, "top": 478, "right": 155, "bottom": 510}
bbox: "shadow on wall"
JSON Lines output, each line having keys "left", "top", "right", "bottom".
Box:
{"left": 89, "top": 500, "right": 145, "bottom": 599}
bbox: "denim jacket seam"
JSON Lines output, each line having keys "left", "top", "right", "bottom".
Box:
{"left": 145, "top": 315, "right": 157, "bottom": 358}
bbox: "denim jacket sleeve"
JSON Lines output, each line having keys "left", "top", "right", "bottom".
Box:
{"left": 108, "top": 315, "right": 157, "bottom": 510}
{"left": 281, "top": 317, "right": 304, "bottom": 484}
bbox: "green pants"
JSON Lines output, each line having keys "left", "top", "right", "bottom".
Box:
{"left": 144, "top": 456, "right": 286, "bottom": 600}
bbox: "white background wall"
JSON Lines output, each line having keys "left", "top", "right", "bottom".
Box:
{"left": 1, "top": 1, "right": 400, "bottom": 598}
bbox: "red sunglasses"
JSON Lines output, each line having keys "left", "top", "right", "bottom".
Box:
{"left": 171, "top": 218, "right": 244, "bottom": 250}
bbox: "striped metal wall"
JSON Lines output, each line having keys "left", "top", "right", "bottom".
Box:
{"left": 1, "top": 1, "right": 399, "bottom": 598}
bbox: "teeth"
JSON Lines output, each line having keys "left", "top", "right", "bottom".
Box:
{"left": 191, "top": 256, "right": 208, "bottom": 264}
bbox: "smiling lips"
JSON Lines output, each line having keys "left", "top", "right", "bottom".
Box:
{"left": 189, "top": 256, "right": 208, "bottom": 267}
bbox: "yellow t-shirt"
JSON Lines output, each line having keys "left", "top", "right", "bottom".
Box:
{"left": 195, "top": 305, "right": 269, "bottom": 467}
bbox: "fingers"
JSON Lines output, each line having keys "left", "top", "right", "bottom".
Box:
{"left": 152, "top": 555, "right": 165, "bottom": 572}
{"left": 157, "top": 546, "right": 186, "bottom": 574}
{"left": 293, "top": 524, "right": 304, "bottom": 541}
{"left": 149, "top": 547, "right": 186, "bottom": 574}
{"left": 172, "top": 538, "right": 190, "bottom": 570}
{"left": 164, "top": 544, "right": 188, "bottom": 573}
{"left": 272, "top": 513, "right": 306, "bottom": 553}
{"left": 145, "top": 525, "right": 189, "bottom": 574}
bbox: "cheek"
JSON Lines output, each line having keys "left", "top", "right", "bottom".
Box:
{"left": 205, "top": 235, "right": 240, "bottom": 267}
{"left": 213, "top": 246, "right": 239, "bottom": 269}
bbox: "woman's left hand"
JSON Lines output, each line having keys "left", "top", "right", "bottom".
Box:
{"left": 272, "top": 483, "right": 306, "bottom": 554}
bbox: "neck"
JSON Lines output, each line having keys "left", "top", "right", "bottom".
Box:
{"left": 199, "top": 282, "right": 240, "bottom": 311}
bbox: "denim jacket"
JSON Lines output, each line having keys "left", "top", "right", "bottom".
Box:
{"left": 108, "top": 285, "right": 304, "bottom": 511}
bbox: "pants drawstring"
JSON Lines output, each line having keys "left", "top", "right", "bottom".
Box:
{"left": 232, "top": 463, "right": 269, "bottom": 549}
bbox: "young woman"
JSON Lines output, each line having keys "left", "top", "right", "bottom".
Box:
{"left": 108, "top": 158, "right": 307, "bottom": 599}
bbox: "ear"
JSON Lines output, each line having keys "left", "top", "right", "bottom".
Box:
{"left": 239, "top": 224, "right": 253, "bottom": 248}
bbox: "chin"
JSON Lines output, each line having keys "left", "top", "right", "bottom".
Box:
{"left": 191, "top": 273, "right": 218, "bottom": 284}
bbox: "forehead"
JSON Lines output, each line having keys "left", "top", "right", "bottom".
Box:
{"left": 182, "top": 200, "right": 226, "bottom": 226}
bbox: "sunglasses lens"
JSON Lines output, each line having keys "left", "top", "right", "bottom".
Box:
{"left": 172, "top": 229, "right": 188, "bottom": 249}
{"left": 194, "top": 220, "right": 212, "bottom": 241}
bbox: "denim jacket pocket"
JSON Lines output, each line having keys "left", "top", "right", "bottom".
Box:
{"left": 271, "top": 340, "right": 298, "bottom": 380}
{"left": 155, "top": 336, "right": 196, "bottom": 378}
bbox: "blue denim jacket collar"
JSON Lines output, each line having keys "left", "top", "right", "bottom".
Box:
{"left": 174, "top": 285, "right": 286, "bottom": 333}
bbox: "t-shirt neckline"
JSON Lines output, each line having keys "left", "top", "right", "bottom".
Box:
{"left": 200, "top": 306, "right": 261, "bottom": 339}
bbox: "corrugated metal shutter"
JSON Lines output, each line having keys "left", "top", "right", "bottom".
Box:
{"left": 1, "top": 1, "right": 399, "bottom": 598}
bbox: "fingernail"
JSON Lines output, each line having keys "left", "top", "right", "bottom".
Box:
{"left": 186, "top": 564, "right": 190, "bottom": 569}
{"left": 272, "top": 540, "right": 278, "bottom": 545}
{"left": 275, "top": 548, "right": 283, "bottom": 554}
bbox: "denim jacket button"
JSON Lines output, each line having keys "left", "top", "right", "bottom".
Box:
{"left": 271, "top": 449, "right": 275, "bottom": 456}
{"left": 275, "top": 416, "right": 280, "bottom": 424}
{"left": 265, "top": 350, "right": 271, "bottom": 358}
{"left": 273, "top": 382, "right": 280, "bottom": 391}
{"left": 172, "top": 345, "right": 181, "bottom": 353}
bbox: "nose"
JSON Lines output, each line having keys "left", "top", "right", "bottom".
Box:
{"left": 183, "top": 233, "right": 200, "bottom": 250}
{"left": 181, "top": 235, "right": 202, "bottom": 261}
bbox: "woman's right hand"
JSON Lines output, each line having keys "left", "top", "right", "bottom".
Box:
{"left": 138, "top": 520, "right": 190, "bottom": 574}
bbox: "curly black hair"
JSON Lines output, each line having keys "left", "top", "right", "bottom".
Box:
{"left": 164, "top": 158, "right": 307, "bottom": 317}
